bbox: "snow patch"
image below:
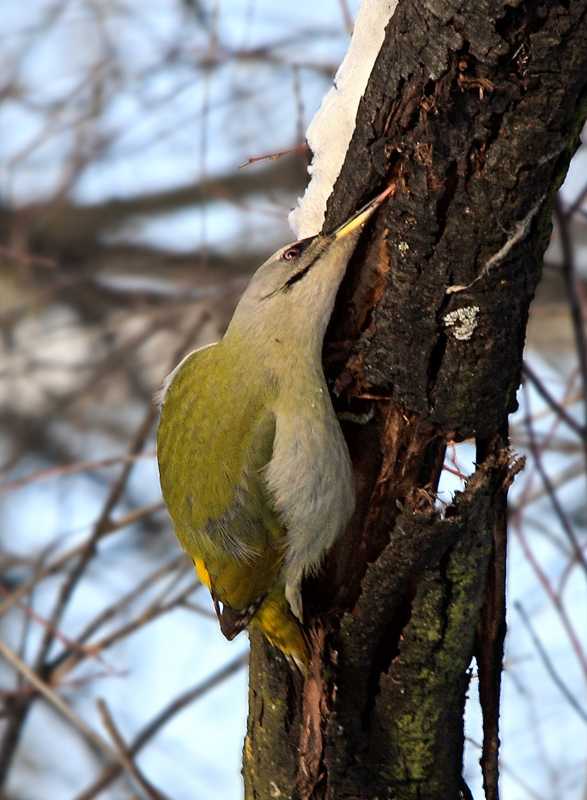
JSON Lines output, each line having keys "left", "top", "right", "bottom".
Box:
{"left": 289, "top": 0, "right": 398, "bottom": 239}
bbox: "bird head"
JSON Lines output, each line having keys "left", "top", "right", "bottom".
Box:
{"left": 227, "top": 188, "right": 390, "bottom": 348}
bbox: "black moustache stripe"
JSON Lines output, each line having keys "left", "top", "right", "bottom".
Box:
{"left": 282, "top": 254, "right": 319, "bottom": 290}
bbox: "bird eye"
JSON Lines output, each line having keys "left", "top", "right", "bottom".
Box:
{"left": 283, "top": 247, "right": 300, "bottom": 260}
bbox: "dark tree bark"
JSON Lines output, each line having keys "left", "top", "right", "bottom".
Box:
{"left": 244, "top": 2, "right": 587, "bottom": 799}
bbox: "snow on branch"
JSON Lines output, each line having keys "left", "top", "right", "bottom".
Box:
{"left": 289, "top": 0, "right": 398, "bottom": 239}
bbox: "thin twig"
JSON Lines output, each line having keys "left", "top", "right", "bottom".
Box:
{"left": 239, "top": 144, "right": 308, "bottom": 169}
{"left": 522, "top": 383, "right": 587, "bottom": 578}
{"left": 508, "top": 459, "right": 583, "bottom": 514}
{"left": 74, "top": 653, "right": 248, "bottom": 800}
{"left": 522, "top": 361, "right": 585, "bottom": 439}
{"left": 0, "top": 245, "right": 57, "bottom": 268}
{"left": 55, "top": 556, "right": 186, "bottom": 654}
{"left": 97, "top": 699, "right": 172, "bottom": 800}
{"left": 0, "top": 403, "right": 158, "bottom": 781}
{"left": 514, "top": 601, "right": 587, "bottom": 724}
{"left": 337, "top": 0, "right": 354, "bottom": 33}
{"left": 465, "top": 738, "right": 548, "bottom": 800}
{"left": 555, "top": 195, "right": 587, "bottom": 471}
{"left": 45, "top": 556, "right": 190, "bottom": 679}
{"left": 0, "top": 582, "right": 116, "bottom": 673}
{"left": 0, "top": 637, "right": 127, "bottom": 769}
{"left": 562, "top": 178, "right": 587, "bottom": 220}
{"left": 50, "top": 578, "right": 200, "bottom": 683}
{"left": 510, "top": 367, "right": 578, "bottom": 519}
{"left": 0, "top": 669, "right": 125, "bottom": 702}
{"left": 0, "top": 502, "right": 164, "bottom": 619}
{"left": 37, "top": 404, "right": 160, "bottom": 666}
{"left": 0, "top": 451, "right": 155, "bottom": 497}
{"left": 513, "top": 520, "right": 587, "bottom": 675}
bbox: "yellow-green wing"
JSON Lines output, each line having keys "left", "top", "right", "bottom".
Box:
{"left": 157, "top": 341, "right": 285, "bottom": 615}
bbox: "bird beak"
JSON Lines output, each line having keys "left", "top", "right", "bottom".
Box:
{"left": 333, "top": 184, "right": 393, "bottom": 240}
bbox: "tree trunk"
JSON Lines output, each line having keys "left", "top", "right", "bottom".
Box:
{"left": 244, "top": 2, "right": 587, "bottom": 798}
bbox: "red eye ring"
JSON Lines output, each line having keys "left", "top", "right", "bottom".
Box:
{"left": 283, "top": 247, "right": 300, "bottom": 260}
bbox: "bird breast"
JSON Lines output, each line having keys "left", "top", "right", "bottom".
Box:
{"left": 264, "top": 377, "right": 355, "bottom": 604}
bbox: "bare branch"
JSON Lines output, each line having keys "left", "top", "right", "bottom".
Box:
{"left": 75, "top": 654, "right": 248, "bottom": 800}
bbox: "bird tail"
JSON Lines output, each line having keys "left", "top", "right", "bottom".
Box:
{"left": 194, "top": 555, "right": 309, "bottom": 671}
{"left": 250, "top": 585, "right": 309, "bottom": 673}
